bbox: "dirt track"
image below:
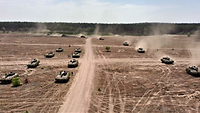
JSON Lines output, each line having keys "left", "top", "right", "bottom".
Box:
{"left": 59, "top": 38, "right": 95, "bottom": 113}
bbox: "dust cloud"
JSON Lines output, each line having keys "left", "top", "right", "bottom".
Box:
{"left": 93, "top": 24, "right": 101, "bottom": 39}
{"left": 187, "top": 30, "right": 200, "bottom": 65}
{"left": 134, "top": 24, "right": 175, "bottom": 59}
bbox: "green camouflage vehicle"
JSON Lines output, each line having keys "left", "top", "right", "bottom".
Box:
{"left": 72, "top": 52, "right": 80, "bottom": 58}
{"left": 186, "top": 66, "right": 200, "bottom": 77}
{"left": 55, "top": 70, "right": 70, "bottom": 83}
{"left": 137, "top": 47, "right": 145, "bottom": 53}
{"left": 75, "top": 48, "right": 81, "bottom": 53}
{"left": 0, "top": 72, "right": 19, "bottom": 83}
{"left": 123, "top": 41, "right": 129, "bottom": 46}
{"left": 161, "top": 57, "right": 174, "bottom": 64}
{"left": 44, "top": 52, "right": 55, "bottom": 58}
{"left": 56, "top": 47, "right": 63, "bottom": 52}
{"left": 27, "top": 59, "right": 40, "bottom": 68}
{"left": 68, "top": 59, "right": 78, "bottom": 68}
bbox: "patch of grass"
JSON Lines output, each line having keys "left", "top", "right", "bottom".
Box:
{"left": 40, "top": 85, "right": 43, "bottom": 88}
{"left": 41, "top": 67, "right": 44, "bottom": 69}
{"left": 193, "top": 83, "right": 197, "bottom": 86}
{"left": 25, "top": 110, "right": 29, "bottom": 113}
{"left": 12, "top": 77, "right": 22, "bottom": 87}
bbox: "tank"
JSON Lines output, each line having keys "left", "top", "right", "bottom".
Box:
{"left": 161, "top": 57, "right": 174, "bottom": 64}
{"left": 72, "top": 52, "right": 80, "bottom": 58}
{"left": 75, "top": 48, "right": 81, "bottom": 53}
{"left": 55, "top": 70, "right": 70, "bottom": 83}
{"left": 61, "top": 34, "right": 66, "bottom": 37}
{"left": 44, "top": 52, "right": 55, "bottom": 58}
{"left": 137, "top": 47, "right": 145, "bottom": 53}
{"left": 27, "top": 59, "right": 40, "bottom": 68}
{"left": 123, "top": 41, "right": 129, "bottom": 46}
{"left": 99, "top": 37, "right": 104, "bottom": 40}
{"left": 56, "top": 47, "right": 63, "bottom": 52}
{"left": 0, "top": 72, "right": 19, "bottom": 83}
{"left": 81, "top": 35, "right": 86, "bottom": 38}
{"left": 68, "top": 59, "right": 78, "bottom": 68}
{"left": 186, "top": 66, "right": 200, "bottom": 76}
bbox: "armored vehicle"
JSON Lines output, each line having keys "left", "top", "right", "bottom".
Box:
{"left": 99, "top": 37, "right": 104, "bottom": 40}
{"left": 161, "top": 57, "right": 174, "bottom": 64}
{"left": 186, "top": 66, "right": 200, "bottom": 76}
{"left": 56, "top": 47, "right": 63, "bottom": 52}
{"left": 72, "top": 52, "right": 80, "bottom": 58}
{"left": 55, "top": 70, "right": 70, "bottom": 82}
{"left": 68, "top": 59, "right": 78, "bottom": 68}
{"left": 44, "top": 52, "right": 55, "bottom": 58}
{"left": 81, "top": 35, "right": 86, "bottom": 38}
{"left": 0, "top": 72, "right": 18, "bottom": 83}
{"left": 75, "top": 48, "right": 81, "bottom": 53}
{"left": 123, "top": 41, "right": 129, "bottom": 46}
{"left": 137, "top": 47, "right": 145, "bottom": 53}
{"left": 61, "top": 34, "right": 66, "bottom": 37}
{"left": 27, "top": 59, "right": 40, "bottom": 68}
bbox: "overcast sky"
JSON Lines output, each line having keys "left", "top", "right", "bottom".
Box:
{"left": 0, "top": 0, "right": 200, "bottom": 23}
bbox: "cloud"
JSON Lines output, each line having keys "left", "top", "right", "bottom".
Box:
{"left": 0, "top": 0, "right": 199, "bottom": 23}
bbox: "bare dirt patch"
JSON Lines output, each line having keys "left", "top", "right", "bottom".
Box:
{"left": 89, "top": 63, "right": 200, "bottom": 113}
{"left": 0, "top": 33, "right": 85, "bottom": 113}
{"left": 89, "top": 35, "right": 200, "bottom": 113}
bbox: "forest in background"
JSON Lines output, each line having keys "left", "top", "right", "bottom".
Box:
{"left": 0, "top": 22, "right": 200, "bottom": 36}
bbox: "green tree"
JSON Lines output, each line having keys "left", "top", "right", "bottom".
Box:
{"left": 105, "top": 46, "right": 110, "bottom": 52}
{"left": 2, "top": 27, "right": 6, "bottom": 33}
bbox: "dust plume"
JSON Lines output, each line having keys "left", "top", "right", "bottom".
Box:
{"left": 93, "top": 24, "right": 101, "bottom": 39}
{"left": 35, "top": 23, "right": 50, "bottom": 33}
{"left": 134, "top": 24, "right": 175, "bottom": 58}
{"left": 187, "top": 30, "right": 200, "bottom": 65}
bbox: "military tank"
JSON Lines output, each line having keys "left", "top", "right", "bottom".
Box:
{"left": 0, "top": 72, "right": 19, "bottom": 83}
{"left": 61, "top": 34, "right": 66, "bottom": 37}
{"left": 27, "top": 59, "right": 40, "bottom": 68}
{"left": 137, "top": 47, "right": 145, "bottom": 53}
{"left": 186, "top": 66, "right": 200, "bottom": 76}
{"left": 72, "top": 52, "right": 80, "bottom": 58}
{"left": 123, "top": 41, "right": 129, "bottom": 46}
{"left": 68, "top": 59, "right": 78, "bottom": 68}
{"left": 75, "top": 48, "right": 81, "bottom": 53}
{"left": 56, "top": 47, "right": 63, "bottom": 52}
{"left": 44, "top": 52, "right": 55, "bottom": 58}
{"left": 161, "top": 57, "right": 174, "bottom": 64}
{"left": 55, "top": 70, "right": 70, "bottom": 83}
{"left": 99, "top": 37, "right": 104, "bottom": 40}
{"left": 81, "top": 35, "right": 86, "bottom": 38}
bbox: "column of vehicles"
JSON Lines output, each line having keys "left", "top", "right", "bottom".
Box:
{"left": 1, "top": 47, "right": 82, "bottom": 84}
{"left": 122, "top": 41, "right": 199, "bottom": 77}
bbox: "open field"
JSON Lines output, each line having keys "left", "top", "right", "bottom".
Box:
{"left": 89, "top": 35, "right": 200, "bottom": 113}
{"left": 0, "top": 33, "right": 85, "bottom": 113}
{"left": 1, "top": 33, "right": 200, "bottom": 113}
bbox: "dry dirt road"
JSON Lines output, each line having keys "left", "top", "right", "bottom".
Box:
{"left": 59, "top": 38, "right": 95, "bottom": 113}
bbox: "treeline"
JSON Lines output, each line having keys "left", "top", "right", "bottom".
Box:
{"left": 0, "top": 22, "right": 200, "bottom": 36}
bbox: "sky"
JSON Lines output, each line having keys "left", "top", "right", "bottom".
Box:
{"left": 0, "top": 0, "right": 200, "bottom": 23}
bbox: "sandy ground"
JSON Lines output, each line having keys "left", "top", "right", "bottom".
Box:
{"left": 0, "top": 33, "right": 85, "bottom": 113}
{"left": 88, "top": 35, "right": 200, "bottom": 113}
{"left": 1, "top": 34, "right": 200, "bottom": 113}
{"left": 59, "top": 38, "right": 95, "bottom": 112}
